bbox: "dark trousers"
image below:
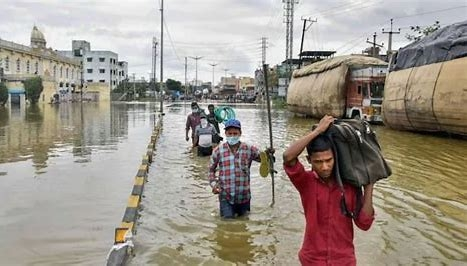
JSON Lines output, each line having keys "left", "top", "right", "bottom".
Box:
{"left": 197, "top": 146, "right": 213, "bottom": 156}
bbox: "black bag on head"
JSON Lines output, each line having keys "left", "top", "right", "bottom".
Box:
{"left": 325, "top": 119, "right": 392, "bottom": 187}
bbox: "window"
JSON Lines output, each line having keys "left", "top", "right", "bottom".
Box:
{"left": 16, "top": 58, "right": 21, "bottom": 72}
{"left": 5, "top": 56, "right": 9, "bottom": 71}
{"left": 362, "top": 83, "right": 369, "bottom": 97}
{"left": 60, "top": 66, "right": 63, "bottom": 78}
{"left": 71, "top": 69, "right": 74, "bottom": 79}
{"left": 87, "top": 79, "right": 93, "bottom": 82}
{"left": 53, "top": 65, "right": 57, "bottom": 77}
{"left": 87, "top": 57, "right": 93, "bottom": 62}
{"left": 99, "top": 79, "right": 106, "bottom": 83}
{"left": 35, "top": 61, "right": 39, "bottom": 74}
{"left": 66, "top": 68, "right": 69, "bottom": 78}
{"left": 99, "top": 69, "right": 105, "bottom": 74}
{"left": 87, "top": 69, "right": 93, "bottom": 73}
{"left": 26, "top": 60, "right": 30, "bottom": 73}
{"left": 99, "top": 57, "right": 105, "bottom": 62}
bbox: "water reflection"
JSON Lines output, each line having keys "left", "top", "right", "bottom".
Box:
{"left": 212, "top": 220, "right": 255, "bottom": 264}
{"left": 0, "top": 102, "right": 156, "bottom": 265}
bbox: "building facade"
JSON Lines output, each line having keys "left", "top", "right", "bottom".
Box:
{"left": 58, "top": 40, "right": 128, "bottom": 91}
{"left": 0, "top": 26, "right": 82, "bottom": 104}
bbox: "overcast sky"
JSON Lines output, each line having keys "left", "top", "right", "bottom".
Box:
{"left": 1, "top": 0, "right": 466, "bottom": 83}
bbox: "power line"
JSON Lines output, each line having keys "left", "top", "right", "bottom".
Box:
{"left": 393, "top": 5, "right": 467, "bottom": 20}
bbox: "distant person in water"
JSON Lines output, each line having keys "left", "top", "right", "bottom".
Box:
{"left": 193, "top": 113, "right": 220, "bottom": 156}
{"left": 186, "top": 102, "right": 202, "bottom": 146}
{"left": 206, "top": 104, "right": 220, "bottom": 134}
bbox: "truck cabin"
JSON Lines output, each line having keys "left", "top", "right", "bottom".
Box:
{"left": 346, "top": 70, "right": 386, "bottom": 122}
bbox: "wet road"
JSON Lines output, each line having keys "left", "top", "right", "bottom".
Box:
{"left": 0, "top": 102, "right": 466, "bottom": 265}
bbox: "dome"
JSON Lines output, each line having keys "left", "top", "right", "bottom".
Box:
{"left": 31, "top": 25, "right": 46, "bottom": 49}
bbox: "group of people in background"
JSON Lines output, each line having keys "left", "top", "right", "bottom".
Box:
{"left": 185, "top": 102, "right": 375, "bottom": 265}
{"left": 185, "top": 102, "right": 222, "bottom": 156}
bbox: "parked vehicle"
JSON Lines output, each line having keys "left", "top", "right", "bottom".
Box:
{"left": 383, "top": 20, "right": 467, "bottom": 136}
{"left": 287, "top": 55, "right": 388, "bottom": 123}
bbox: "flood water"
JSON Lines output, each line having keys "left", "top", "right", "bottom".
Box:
{"left": 0, "top": 102, "right": 466, "bottom": 265}
{"left": 131, "top": 103, "right": 467, "bottom": 265}
{"left": 0, "top": 102, "right": 156, "bottom": 265}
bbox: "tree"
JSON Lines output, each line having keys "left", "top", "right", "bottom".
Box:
{"left": 0, "top": 82, "right": 8, "bottom": 106}
{"left": 165, "top": 78, "right": 182, "bottom": 91}
{"left": 24, "top": 76, "right": 44, "bottom": 104}
{"left": 406, "top": 21, "right": 441, "bottom": 41}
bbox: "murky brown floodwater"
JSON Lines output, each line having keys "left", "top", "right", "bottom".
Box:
{"left": 0, "top": 102, "right": 466, "bottom": 265}
{"left": 0, "top": 102, "right": 156, "bottom": 265}
{"left": 131, "top": 103, "right": 467, "bottom": 266}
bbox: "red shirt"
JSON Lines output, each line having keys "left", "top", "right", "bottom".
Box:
{"left": 284, "top": 161, "right": 374, "bottom": 266}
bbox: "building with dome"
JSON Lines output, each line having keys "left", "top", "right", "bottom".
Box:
{"left": 0, "top": 26, "right": 82, "bottom": 105}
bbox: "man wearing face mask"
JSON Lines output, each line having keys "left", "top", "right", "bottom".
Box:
{"left": 208, "top": 118, "right": 266, "bottom": 219}
{"left": 186, "top": 102, "right": 202, "bottom": 146}
{"left": 193, "top": 113, "right": 219, "bottom": 156}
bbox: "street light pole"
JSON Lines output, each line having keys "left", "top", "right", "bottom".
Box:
{"left": 189, "top": 56, "right": 202, "bottom": 93}
{"left": 208, "top": 63, "right": 217, "bottom": 94}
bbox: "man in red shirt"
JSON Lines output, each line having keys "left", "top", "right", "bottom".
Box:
{"left": 282, "top": 115, "right": 375, "bottom": 266}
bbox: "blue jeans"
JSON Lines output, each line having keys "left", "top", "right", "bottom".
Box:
{"left": 219, "top": 197, "right": 250, "bottom": 219}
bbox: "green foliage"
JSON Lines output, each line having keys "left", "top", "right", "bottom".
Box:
{"left": 406, "top": 21, "right": 441, "bottom": 41}
{"left": 24, "top": 76, "right": 44, "bottom": 104}
{"left": 0, "top": 82, "right": 8, "bottom": 106}
{"left": 165, "top": 79, "right": 182, "bottom": 91}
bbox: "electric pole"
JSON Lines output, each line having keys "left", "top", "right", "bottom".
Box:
{"left": 382, "top": 18, "right": 400, "bottom": 59}
{"left": 189, "top": 56, "right": 202, "bottom": 93}
{"left": 152, "top": 37, "right": 158, "bottom": 93}
{"left": 260, "top": 37, "right": 268, "bottom": 102}
{"left": 184, "top": 57, "right": 187, "bottom": 97}
{"left": 208, "top": 63, "right": 218, "bottom": 94}
{"left": 299, "top": 17, "right": 317, "bottom": 68}
{"left": 159, "top": 0, "right": 164, "bottom": 113}
{"left": 132, "top": 73, "right": 136, "bottom": 100}
{"left": 283, "top": 0, "right": 299, "bottom": 73}
{"left": 366, "top": 32, "right": 384, "bottom": 58}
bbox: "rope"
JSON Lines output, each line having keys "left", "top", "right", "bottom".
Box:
{"left": 214, "top": 106, "right": 236, "bottom": 123}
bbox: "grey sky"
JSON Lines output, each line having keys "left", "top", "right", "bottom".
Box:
{"left": 1, "top": 0, "right": 466, "bottom": 83}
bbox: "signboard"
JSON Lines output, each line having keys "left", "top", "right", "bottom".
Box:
{"left": 278, "top": 86, "right": 287, "bottom": 97}
{"left": 278, "top": 78, "right": 289, "bottom": 86}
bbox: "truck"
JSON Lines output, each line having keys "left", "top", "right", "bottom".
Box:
{"left": 383, "top": 20, "right": 467, "bottom": 136}
{"left": 286, "top": 55, "right": 388, "bottom": 123}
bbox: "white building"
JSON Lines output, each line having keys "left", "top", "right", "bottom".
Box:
{"left": 58, "top": 40, "right": 128, "bottom": 91}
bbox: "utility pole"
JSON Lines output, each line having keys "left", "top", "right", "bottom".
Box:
{"left": 382, "top": 18, "right": 400, "bottom": 59}
{"left": 132, "top": 73, "right": 136, "bottom": 100}
{"left": 189, "top": 56, "right": 202, "bottom": 93}
{"left": 159, "top": 0, "right": 164, "bottom": 113}
{"left": 260, "top": 37, "right": 268, "bottom": 102}
{"left": 261, "top": 37, "right": 268, "bottom": 65}
{"left": 152, "top": 37, "right": 158, "bottom": 93}
{"left": 299, "top": 17, "right": 317, "bottom": 68}
{"left": 283, "top": 0, "right": 299, "bottom": 74}
{"left": 366, "top": 32, "right": 384, "bottom": 58}
{"left": 222, "top": 68, "right": 229, "bottom": 89}
{"left": 184, "top": 57, "right": 188, "bottom": 96}
{"left": 208, "top": 62, "right": 218, "bottom": 95}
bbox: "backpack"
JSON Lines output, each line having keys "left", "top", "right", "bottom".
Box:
{"left": 326, "top": 119, "right": 391, "bottom": 187}
{"left": 325, "top": 119, "right": 392, "bottom": 218}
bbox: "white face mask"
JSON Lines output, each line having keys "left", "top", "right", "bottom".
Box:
{"left": 200, "top": 119, "right": 208, "bottom": 127}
